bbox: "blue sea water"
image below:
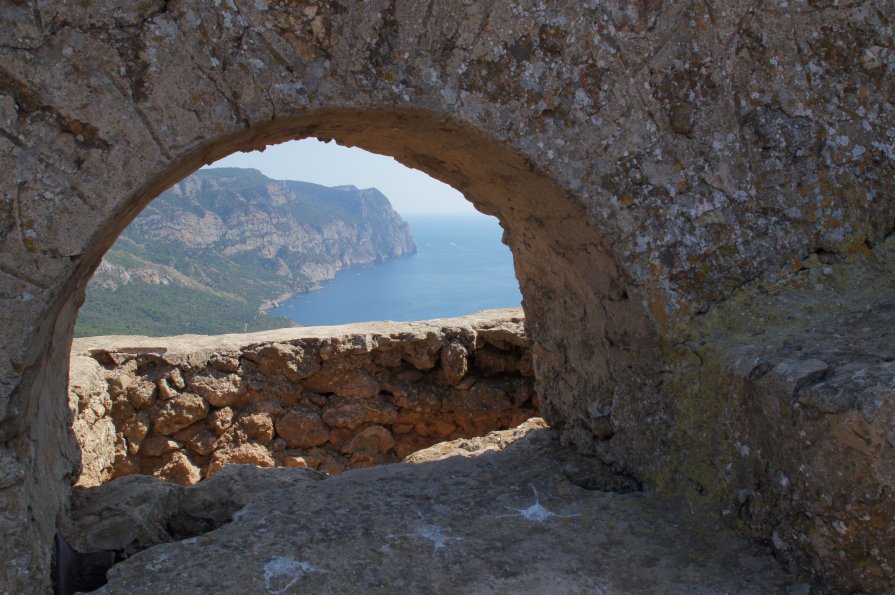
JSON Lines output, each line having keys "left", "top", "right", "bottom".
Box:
{"left": 271, "top": 214, "right": 522, "bottom": 326}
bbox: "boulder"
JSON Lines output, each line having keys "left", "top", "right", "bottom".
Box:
{"left": 275, "top": 407, "right": 330, "bottom": 448}
{"left": 206, "top": 443, "right": 276, "bottom": 478}
{"left": 154, "top": 394, "right": 209, "bottom": 436}
{"left": 440, "top": 341, "right": 468, "bottom": 386}
{"left": 188, "top": 373, "right": 240, "bottom": 408}
{"left": 153, "top": 452, "right": 202, "bottom": 486}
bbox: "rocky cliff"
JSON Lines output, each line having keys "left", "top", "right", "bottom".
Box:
{"left": 77, "top": 168, "right": 416, "bottom": 336}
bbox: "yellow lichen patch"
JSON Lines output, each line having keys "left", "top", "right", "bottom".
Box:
{"left": 645, "top": 288, "right": 671, "bottom": 329}
{"left": 828, "top": 414, "right": 874, "bottom": 455}
{"left": 805, "top": 199, "right": 817, "bottom": 222}
{"left": 641, "top": 265, "right": 676, "bottom": 333}
{"left": 846, "top": 239, "right": 871, "bottom": 256}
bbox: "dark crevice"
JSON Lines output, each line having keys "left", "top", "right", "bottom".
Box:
{"left": 53, "top": 534, "right": 115, "bottom": 595}
{"left": 559, "top": 450, "right": 642, "bottom": 493}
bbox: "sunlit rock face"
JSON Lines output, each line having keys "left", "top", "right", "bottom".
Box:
{"left": 0, "top": 1, "right": 893, "bottom": 591}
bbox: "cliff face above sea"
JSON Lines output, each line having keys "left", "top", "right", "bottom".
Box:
{"left": 77, "top": 168, "right": 416, "bottom": 336}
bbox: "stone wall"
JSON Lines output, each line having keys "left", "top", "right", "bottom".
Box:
{"left": 653, "top": 244, "right": 895, "bottom": 592}
{"left": 68, "top": 310, "right": 536, "bottom": 487}
{"left": 1, "top": 2, "right": 894, "bottom": 591}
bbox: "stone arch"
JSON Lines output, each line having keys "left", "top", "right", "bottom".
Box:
{"left": 4, "top": 105, "right": 656, "bottom": 591}
{"left": 2, "top": 1, "right": 891, "bottom": 590}
{"left": 77, "top": 106, "right": 656, "bottom": 464}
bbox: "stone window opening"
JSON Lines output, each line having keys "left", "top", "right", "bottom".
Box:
{"left": 67, "top": 136, "right": 545, "bottom": 489}
{"left": 11, "top": 106, "right": 636, "bottom": 595}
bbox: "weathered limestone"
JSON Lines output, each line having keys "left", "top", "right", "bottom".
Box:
{"left": 62, "top": 464, "right": 324, "bottom": 559}
{"left": 656, "top": 244, "right": 895, "bottom": 592}
{"left": 0, "top": 1, "right": 893, "bottom": 591}
{"left": 70, "top": 310, "right": 537, "bottom": 485}
{"left": 68, "top": 421, "right": 806, "bottom": 594}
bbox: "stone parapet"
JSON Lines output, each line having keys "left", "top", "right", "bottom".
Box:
{"left": 640, "top": 245, "right": 895, "bottom": 593}
{"left": 68, "top": 309, "right": 537, "bottom": 486}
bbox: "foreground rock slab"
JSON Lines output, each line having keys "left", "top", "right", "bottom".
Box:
{"left": 94, "top": 422, "right": 802, "bottom": 594}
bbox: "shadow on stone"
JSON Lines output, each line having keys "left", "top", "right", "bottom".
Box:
{"left": 559, "top": 451, "right": 642, "bottom": 493}
{"left": 91, "top": 419, "right": 807, "bottom": 593}
{"left": 61, "top": 465, "right": 325, "bottom": 561}
{"left": 53, "top": 534, "right": 116, "bottom": 595}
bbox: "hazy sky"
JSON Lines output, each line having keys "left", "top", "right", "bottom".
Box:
{"left": 207, "top": 139, "right": 477, "bottom": 216}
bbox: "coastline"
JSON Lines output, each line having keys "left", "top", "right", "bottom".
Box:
{"left": 264, "top": 216, "right": 521, "bottom": 327}
{"left": 259, "top": 286, "right": 317, "bottom": 314}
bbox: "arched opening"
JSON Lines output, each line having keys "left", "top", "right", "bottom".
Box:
{"left": 10, "top": 108, "right": 651, "bottom": 593}
{"left": 75, "top": 137, "right": 522, "bottom": 335}
{"left": 1, "top": 0, "right": 887, "bottom": 589}
{"left": 61, "top": 107, "right": 641, "bottom": 458}
{"left": 69, "top": 136, "right": 538, "bottom": 486}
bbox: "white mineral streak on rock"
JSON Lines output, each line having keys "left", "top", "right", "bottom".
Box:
{"left": 500, "top": 484, "right": 579, "bottom": 523}
{"left": 413, "top": 511, "right": 461, "bottom": 550}
{"left": 263, "top": 557, "right": 315, "bottom": 594}
{"left": 417, "top": 523, "right": 459, "bottom": 550}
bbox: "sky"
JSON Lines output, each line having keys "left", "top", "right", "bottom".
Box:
{"left": 207, "top": 139, "right": 477, "bottom": 216}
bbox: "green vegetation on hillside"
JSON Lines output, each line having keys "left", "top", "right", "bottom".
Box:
{"left": 75, "top": 282, "right": 294, "bottom": 337}
{"left": 74, "top": 167, "right": 415, "bottom": 338}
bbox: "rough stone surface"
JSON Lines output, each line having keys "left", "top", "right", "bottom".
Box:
{"left": 275, "top": 407, "right": 330, "bottom": 449}
{"left": 62, "top": 465, "right": 323, "bottom": 558}
{"left": 69, "top": 310, "right": 537, "bottom": 484}
{"left": 644, "top": 245, "right": 895, "bottom": 593}
{"left": 0, "top": 1, "right": 893, "bottom": 591}
{"left": 153, "top": 393, "right": 209, "bottom": 436}
{"left": 85, "top": 422, "right": 805, "bottom": 594}
{"left": 68, "top": 356, "right": 116, "bottom": 488}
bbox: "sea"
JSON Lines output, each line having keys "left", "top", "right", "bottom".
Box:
{"left": 271, "top": 214, "right": 522, "bottom": 326}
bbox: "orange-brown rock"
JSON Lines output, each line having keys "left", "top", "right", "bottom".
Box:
{"left": 153, "top": 394, "right": 209, "bottom": 436}
{"left": 69, "top": 313, "right": 536, "bottom": 490}
{"left": 276, "top": 407, "right": 330, "bottom": 449}
{"left": 188, "top": 374, "right": 240, "bottom": 408}
{"left": 206, "top": 444, "right": 276, "bottom": 479}
{"left": 152, "top": 452, "right": 202, "bottom": 487}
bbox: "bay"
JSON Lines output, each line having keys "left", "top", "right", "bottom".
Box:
{"left": 271, "top": 214, "right": 522, "bottom": 326}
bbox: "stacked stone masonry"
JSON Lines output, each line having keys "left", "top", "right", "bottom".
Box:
{"left": 69, "top": 310, "right": 537, "bottom": 486}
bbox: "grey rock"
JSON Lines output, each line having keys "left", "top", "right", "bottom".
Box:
{"left": 762, "top": 359, "right": 830, "bottom": 397}
{"left": 63, "top": 465, "right": 321, "bottom": 557}
{"left": 96, "top": 425, "right": 800, "bottom": 594}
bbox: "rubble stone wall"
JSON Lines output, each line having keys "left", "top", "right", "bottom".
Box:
{"left": 69, "top": 310, "right": 537, "bottom": 487}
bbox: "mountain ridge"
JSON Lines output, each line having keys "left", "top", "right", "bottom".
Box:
{"left": 76, "top": 167, "right": 417, "bottom": 337}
